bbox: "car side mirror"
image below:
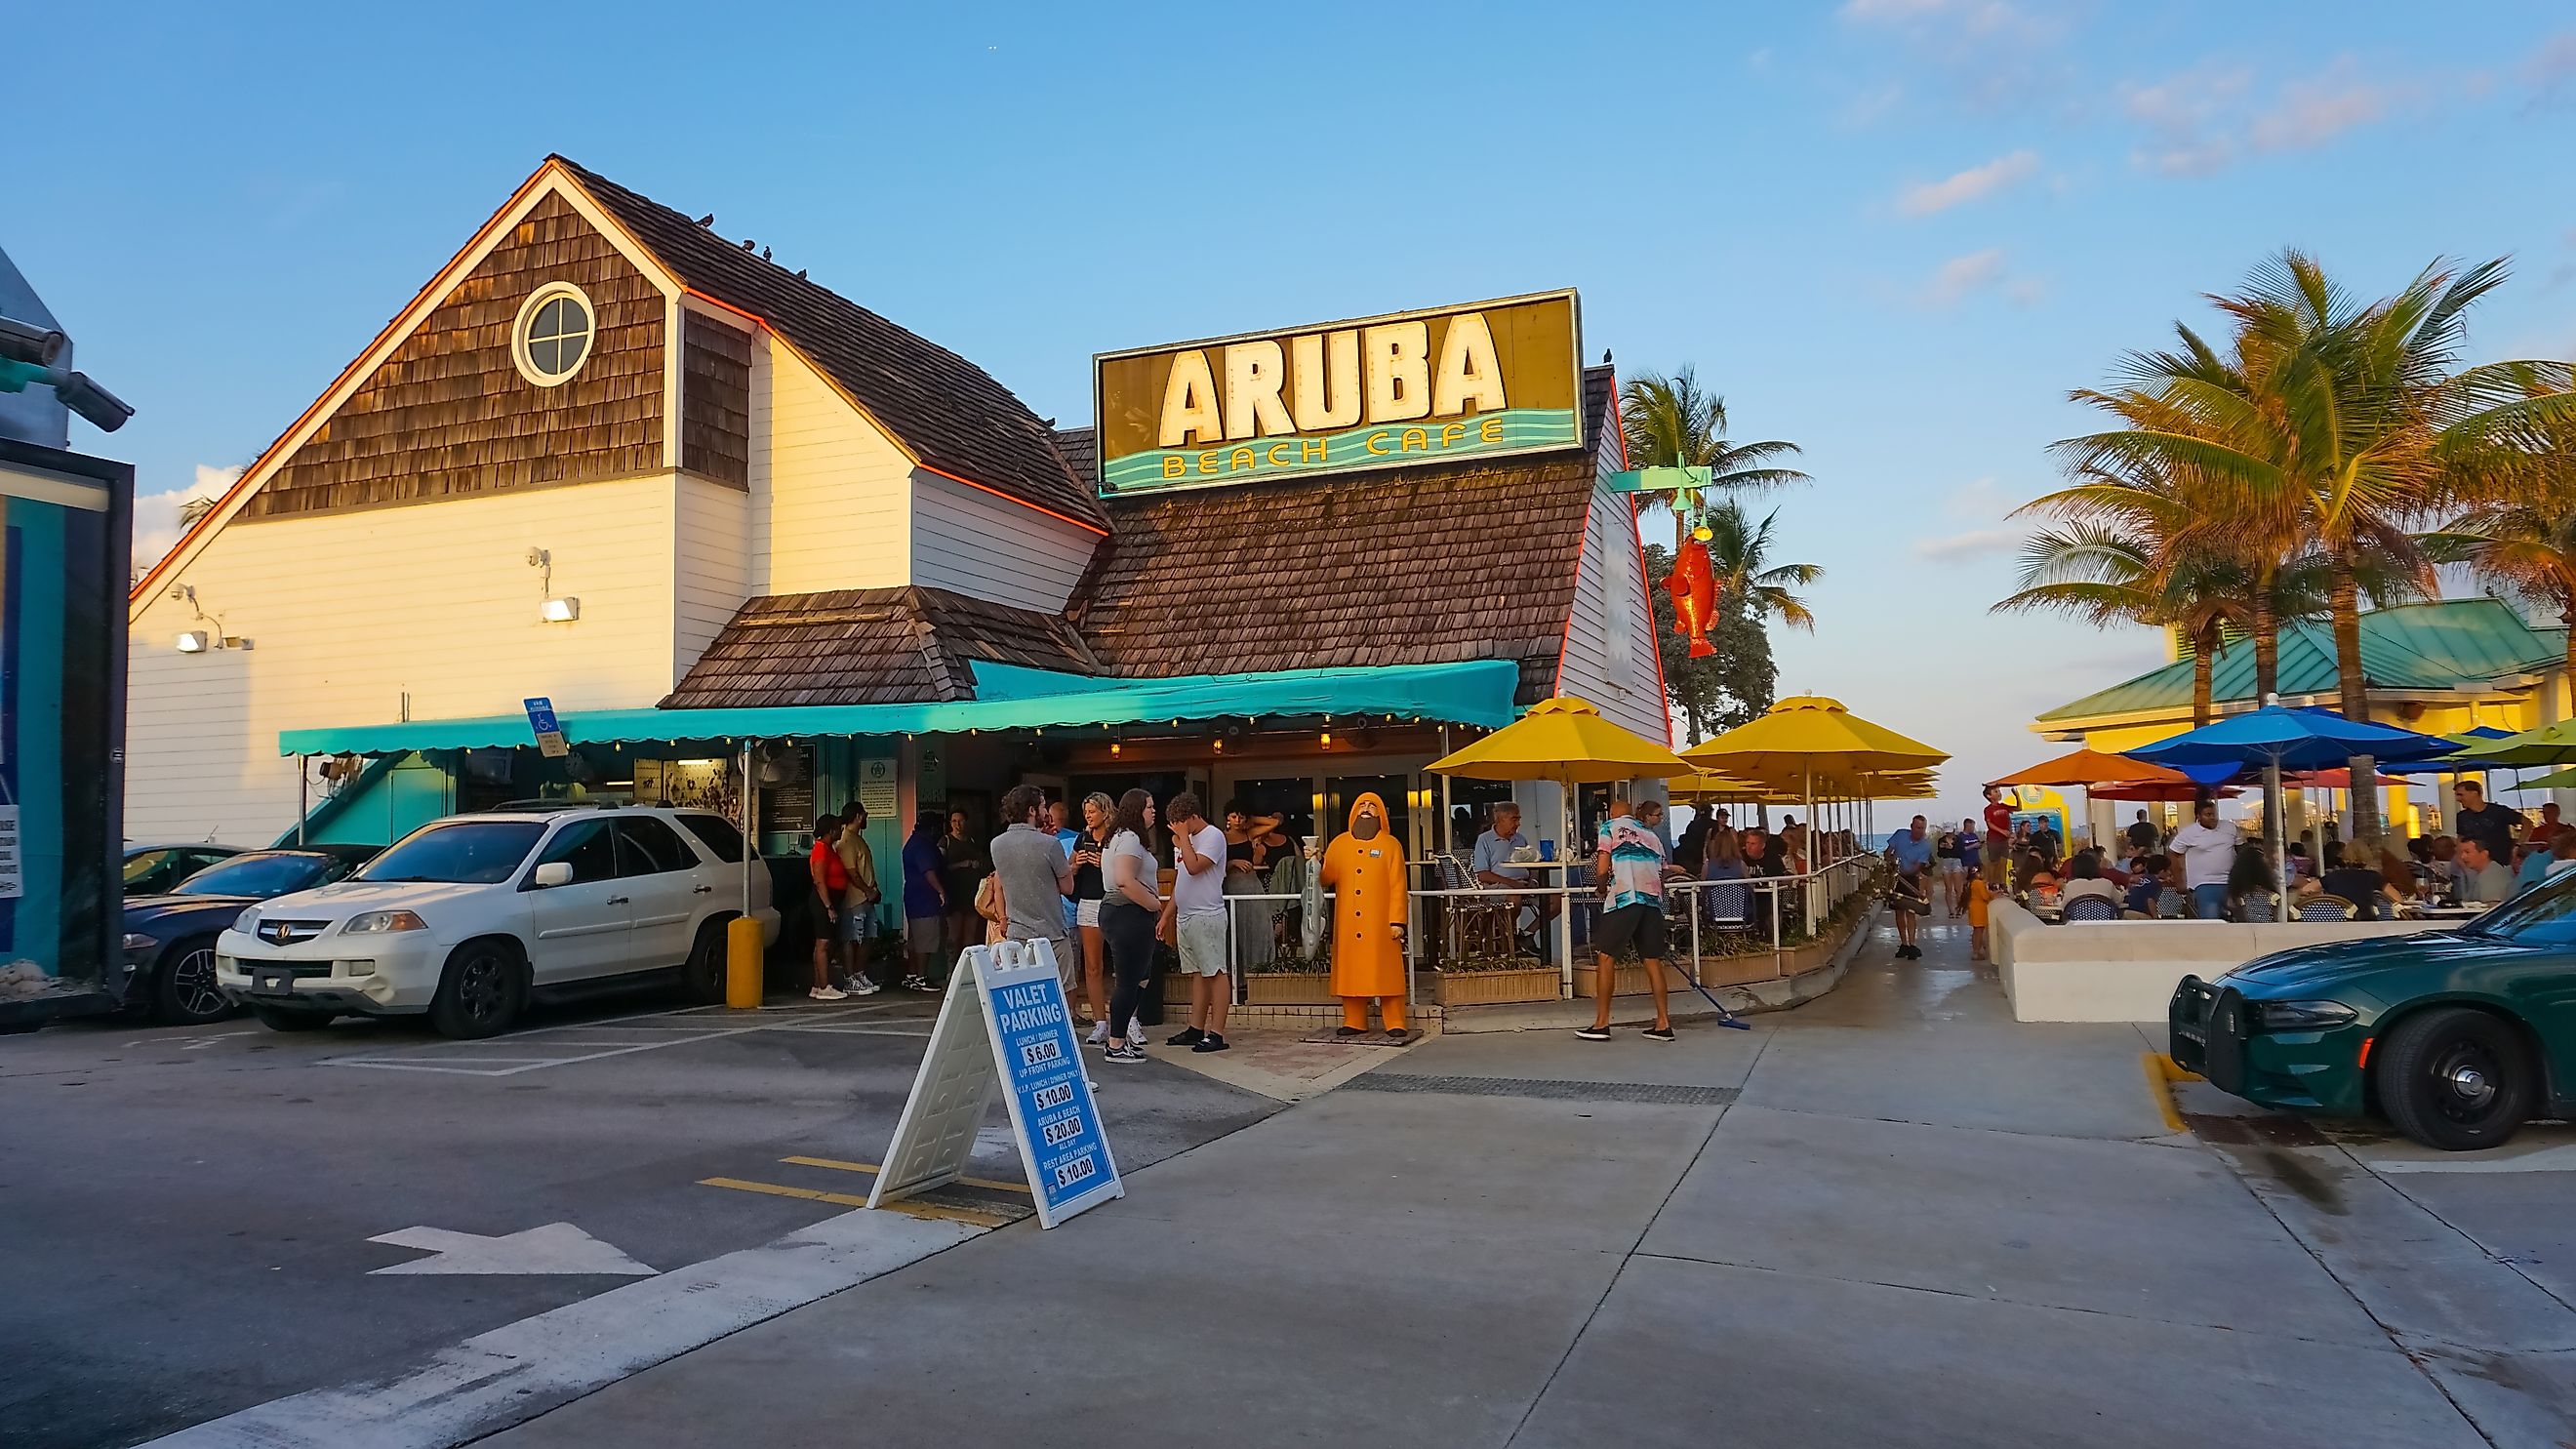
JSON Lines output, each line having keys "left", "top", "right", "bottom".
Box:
{"left": 532, "top": 861, "right": 574, "bottom": 889}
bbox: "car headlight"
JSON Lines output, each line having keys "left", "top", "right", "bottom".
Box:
{"left": 2256, "top": 999, "right": 2358, "bottom": 1031}
{"left": 234, "top": 906, "right": 261, "bottom": 934}
{"left": 122, "top": 931, "right": 158, "bottom": 952}
{"left": 342, "top": 910, "right": 428, "bottom": 935}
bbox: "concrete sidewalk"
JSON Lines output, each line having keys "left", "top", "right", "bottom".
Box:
{"left": 479, "top": 912, "right": 2530, "bottom": 1448}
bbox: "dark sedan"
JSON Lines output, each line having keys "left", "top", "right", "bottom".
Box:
{"left": 120, "top": 846, "right": 380, "bottom": 1024}
{"left": 2171, "top": 873, "right": 2576, "bottom": 1150}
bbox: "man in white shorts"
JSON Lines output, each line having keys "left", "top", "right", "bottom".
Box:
{"left": 1162, "top": 792, "right": 1233, "bottom": 1054}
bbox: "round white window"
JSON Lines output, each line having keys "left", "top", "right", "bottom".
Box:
{"left": 512, "top": 282, "right": 595, "bottom": 386}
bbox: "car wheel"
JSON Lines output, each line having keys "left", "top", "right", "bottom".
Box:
{"left": 429, "top": 940, "right": 526, "bottom": 1039}
{"left": 251, "top": 1005, "right": 334, "bottom": 1032}
{"left": 148, "top": 937, "right": 234, "bottom": 1026}
{"left": 683, "top": 918, "right": 729, "bottom": 1005}
{"left": 2376, "top": 1006, "right": 2534, "bottom": 1151}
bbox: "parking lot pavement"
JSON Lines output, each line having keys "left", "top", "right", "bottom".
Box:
{"left": 1, "top": 990, "right": 1276, "bottom": 1449}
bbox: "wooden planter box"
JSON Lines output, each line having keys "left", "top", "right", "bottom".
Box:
{"left": 1433, "top": 966, "right": 1562, "bottom": 1007}
{"left": 1696, "top": 951, "right": 1786, "bottom": 986}
{"left": 1243, "top": 972, "right": 1335, "bottom": 1004}
{"left": 1575, "top": 963, "right": 1659, "bottom": 998}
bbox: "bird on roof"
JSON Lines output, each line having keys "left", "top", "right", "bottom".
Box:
{"left": 695, "top": 214, "right": 715, "bottom": 227}
{"left": 1602, "top": 348, "right": 1613, "bottom": 364}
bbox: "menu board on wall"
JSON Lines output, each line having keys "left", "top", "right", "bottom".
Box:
{"left": 756, "top": 745, "right": 816, "bottom": 840}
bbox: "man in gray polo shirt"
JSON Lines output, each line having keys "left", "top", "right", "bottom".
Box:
{"left": 989, "top": 784, "right": 1076, "bottom": 989}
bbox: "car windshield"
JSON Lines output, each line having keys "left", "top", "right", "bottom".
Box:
{"left": 172, "top": 854, "right": 331, "bottom": 898}
{"left": 2460, "top": 870, "right": 2576, "bottom": 946}
{"left": 356, "top": 821, "right": 545, "bottom": 885}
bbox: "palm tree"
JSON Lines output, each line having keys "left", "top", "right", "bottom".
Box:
{"left": 1620, "top": 367, "right": 1810, "bottom": 548}
{"left": 1699, "top": 498, "right": 1822, "bottom": 631}
{"left": 2057, "top": 251, "right": 2520, "bottom": 847}
{"left": 2436, "top": 361, "right": 2576, "bottom": 707}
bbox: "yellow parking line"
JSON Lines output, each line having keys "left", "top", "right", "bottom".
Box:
{"left": 778, "top": 1154, "right": 1034, "bottom": 1196}
{"left": 696, "top": 1175, "right": 1015, "bottom": 1228}
{"left": 2141, "top": 1052, "right": 2202, "bottom": 1135}
{"left": 699, "top": 1176, "right": 869, "bottom": 1208}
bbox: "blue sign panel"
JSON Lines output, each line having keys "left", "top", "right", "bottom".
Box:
{"left": 521, "top": 696, "right": 569, "bottom": 758}
{"left": 980, "top": 954, "right": 1118, "bottom": 1223}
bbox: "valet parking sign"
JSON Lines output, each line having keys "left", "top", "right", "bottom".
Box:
{"left": 871, "top": 940, "right": 1122, "bottom": 1228}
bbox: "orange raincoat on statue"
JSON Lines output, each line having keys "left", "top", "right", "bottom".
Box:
{"left": 1319, "top": 792, "right": 1407, "bottom": 1000}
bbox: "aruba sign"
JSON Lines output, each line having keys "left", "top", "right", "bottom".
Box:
{"left": 1091, "top": 290, "right": 1583, "bottom": 496}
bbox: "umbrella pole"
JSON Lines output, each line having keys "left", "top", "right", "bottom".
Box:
{"left": 1558, "top": 769, "right": 1577, "bottom": 997}
{"left": 2265, "top": 757, "right": 2288, "bottom": 924}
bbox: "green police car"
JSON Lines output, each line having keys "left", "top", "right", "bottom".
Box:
{"left": 2169, "top": 876, "right": 2576, "bottom": 1150}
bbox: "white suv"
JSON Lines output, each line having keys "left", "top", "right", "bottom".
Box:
{"left": 216, "top": 805, "right": 779, "bottom": 1038}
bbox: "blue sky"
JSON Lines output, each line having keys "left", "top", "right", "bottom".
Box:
{"left": 17, "top": 1, "right": 2576, "bottom": 828}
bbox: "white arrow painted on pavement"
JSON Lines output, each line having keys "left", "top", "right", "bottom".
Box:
{"left": 368, "top": 1222, "right": 657, "bottom": 1276}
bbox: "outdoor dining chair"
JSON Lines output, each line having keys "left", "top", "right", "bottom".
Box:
{"left": 2296, "top": 896, "right": 2357, "bottom": 922}
{"left": 2234, "top": 891, "right": 2280, "bottom": 923}
{"left": 1436, "top": 853, "right": 1518, "bottom": 960}
{"left": 2060, "top": 895, "right": 2121, "bottom": 922}
{"left": 2153, "top": 888, "right": 2191, "bottom": 920}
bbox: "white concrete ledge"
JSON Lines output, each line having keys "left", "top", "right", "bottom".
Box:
{"left": 1991, "top": 900, "right": 2442, "bottom": 1023}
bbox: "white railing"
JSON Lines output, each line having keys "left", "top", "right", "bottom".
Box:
{"left": 1172, "top": 853, "right": 1882, "bottom": 1008}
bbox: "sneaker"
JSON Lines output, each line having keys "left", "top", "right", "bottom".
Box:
{"left": 901, "top": 975, "right": 932, "bottom": 992}
{"left": 1166, "top": 1026, "right": 1205, "bottom": 1047}
{"left": 809, "top": 985, "right": 848, "bottom": 1001}
{"left": 1087, "top": 1021, "right": 1109, "bottom": 1045}
{"left": 1191, "top": 1033, "right": 1229, "bottom": 1054}
{"left": 1574, "top": 1026, "right": 1612, "bottom": 1041}
{"left": 848, "top": 979, "right": 884, "bottom": 996}
{"left": 1105, "top": 1042, "right": 1147, "bottom": 1064}
{"left": 1641, "top": 1026, "right": 1676, "bottom": 1043}
{"left": 1127, "top": 1016, "right": 1147, "bottom": 1041}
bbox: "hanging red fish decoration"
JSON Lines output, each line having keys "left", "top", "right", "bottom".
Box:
{"left": 1667, "top": 538, "right": 1717, "bottom": 658}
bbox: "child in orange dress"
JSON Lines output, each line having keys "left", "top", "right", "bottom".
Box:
{"left": 1965, "top": 873, "right": 1993, "bottom": 961}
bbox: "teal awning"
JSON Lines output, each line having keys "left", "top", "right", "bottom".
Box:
{"left": 278, "top": 660, "right": 1519, "bottom": 757}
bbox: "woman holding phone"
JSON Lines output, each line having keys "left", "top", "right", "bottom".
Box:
{"left": 1072, "top": 791, "right": 1115, "bottom": 1043}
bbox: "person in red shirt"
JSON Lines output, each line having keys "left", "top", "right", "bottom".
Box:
{"left": 1981, "top": 785, "right": 2016, "bottom": 886}
{"left": 2526, "top": 801, "right": 2563, "bottom": 847}
{"left": 808, "top": 815, "right": 851, "bottom": 1001}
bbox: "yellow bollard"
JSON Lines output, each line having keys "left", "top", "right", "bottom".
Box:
{"left": 725, "top": 915, "right": 765, "bottom": 1009}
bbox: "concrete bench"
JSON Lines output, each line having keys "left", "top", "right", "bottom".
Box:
{"left": 1989, "top": 900, "right": 2443, "bottom": 1023}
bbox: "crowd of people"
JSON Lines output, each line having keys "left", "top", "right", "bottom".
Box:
{"left": 798, "top": 786, "right": 1308, "bottom": 1063}
{"left": 1911, "top": 779, "right": 2576, "bottom": 940}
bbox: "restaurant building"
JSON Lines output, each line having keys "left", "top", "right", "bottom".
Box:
{"left": 125, "top": 156, "right": 1668, "bottom": 914}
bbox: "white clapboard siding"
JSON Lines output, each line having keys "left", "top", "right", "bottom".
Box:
{"left": 908, "top": 471, "right": 1100, "bottom": 613}
{"left": 125, "top": 475, "right": 681, "bottom": 844}
{"left": 1557, "top": 434, "right": 1668, "bottom": 745}
{"left": 749, "top": 336, "right": 912, "bottom": 596}
{"left": 675, "top": 474, "right": 749, "bottom": 677}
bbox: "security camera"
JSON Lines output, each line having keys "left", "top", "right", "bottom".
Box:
{"left": 48, "top": 369, "right": 133, "bottom": 431}
{"left": 0, "top": 315, "right": 66, "bottom": 367}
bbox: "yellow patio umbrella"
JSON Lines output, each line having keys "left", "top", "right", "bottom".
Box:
{"left": 1429, "top": 695, "right": 1696, "bottom": 972}
{"left": 1686, "top": 696, "right": 1949, "bottom": 851}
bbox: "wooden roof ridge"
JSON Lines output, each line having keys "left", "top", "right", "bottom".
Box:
{"left": 548, "top": 155, "right": 1107, "bottom": 536}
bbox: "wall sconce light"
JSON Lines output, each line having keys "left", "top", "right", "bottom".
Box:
{"left": 176, "top": 630, "right": 211, "bottom": 653}
{"left": 1213, "top": 738, "right": 1224, "bottom": 753}
{"left": 541, "top": 596, "right": 581, "bottom": 624}
{"left": 1110, "top": 741, "right": 1123, "bottom": 757}
{"left": 1319, "top": 729, "right": 1332, "bottom": 748}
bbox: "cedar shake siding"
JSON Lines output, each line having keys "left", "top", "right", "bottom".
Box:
{"left": 681, "top": 310, "right": 753, "bottom": 488}
{"left": 1067, "top": 365, "right": 1619, "bottom": 708}
{"left": 557, "top": 157, "right": 1106, "bottom": 533}
{"left": 243, "top": 192, "right": 664, "bottom": 518}
{"left": 664, "top": 585, "right": 1098, "bottom": 708}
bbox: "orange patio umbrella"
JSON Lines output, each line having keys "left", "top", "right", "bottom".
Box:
{"left": 1987, "top": 746, "right": 2199, "bottom": 791}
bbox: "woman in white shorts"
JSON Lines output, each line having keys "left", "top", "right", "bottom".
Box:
{"left": 1936, "top": 829, "right": 1965, "bottom": 917}
{"left": 1071, "top": 792, "right": 1115, "bottom": 1040}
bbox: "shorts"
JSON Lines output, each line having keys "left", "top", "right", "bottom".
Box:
{"left": 1176, "top": 911, "right": 1228, "bottom": 977}
{"left": 1075, "top": 897, "right": 1103, "bottom": 930}
{"left": 1591, "top": 902, "right": 1668, "bottom": 958}
{"left": 837, "top": 901, "right": 873, "bottom": 943}
{"left": 906, "top": 914, "right": 945, "bottom": 956}
{"left": 1939, "top": 860, "right": 1964, "bottom": 878}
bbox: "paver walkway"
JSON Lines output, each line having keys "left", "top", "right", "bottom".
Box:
{"left": 470, "top": 911, "right": 2548, "bottom": 1448}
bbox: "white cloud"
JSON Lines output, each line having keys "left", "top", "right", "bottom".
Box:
{"left": 1895, "top": 149, "right": 2040, "bottom": 217}
{"left": 1912, "top": 250, "right": 2043, "bottom": 309}
{"left": 132, "top": 463, "right": 241, "bottom": 574}
{"left": 1838, "top": 0, "right": 2023, "bottom": 34}
{"left": 1943, "top": 476, "right": 2005, "bottom": 519}
{"left": 2121, "top": 57, "right": 2415, "bottom": 175}
{"left": 2522, "top": 29, "right": 2576, "bottom": 101}
{"left": 1912, "top": 526, "right": 2027, "bottom": 561}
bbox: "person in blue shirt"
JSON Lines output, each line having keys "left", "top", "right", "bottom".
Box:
{"left": 1472, "top": 803, "right": 1556, "bottom": 955}
{"left": 900, "top": 811, "right": 949, "bottom": 990}
{"left": 1885, "top": 816, "right": 1938, "bottom": 957}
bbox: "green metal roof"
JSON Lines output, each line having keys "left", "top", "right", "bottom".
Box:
{"left": 278, "top": 660, "right": 1520, "bottom": 757}
{"left": 2037, "top": 598, "right": 2561, "bottom": 724}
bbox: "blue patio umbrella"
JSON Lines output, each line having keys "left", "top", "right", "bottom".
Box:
{"left": 2126, "top": 705, "right": 2457, "bottom": 921}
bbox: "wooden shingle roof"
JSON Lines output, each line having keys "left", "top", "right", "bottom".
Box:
{"left": 1068, "top": 367, "right": 1617, "bottom": 706}
{"left": 558, "top": 157, "right": 1107, "bottom": 533}
{"left": 664, "top": 586, "right": 1098, "bottom": 708}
